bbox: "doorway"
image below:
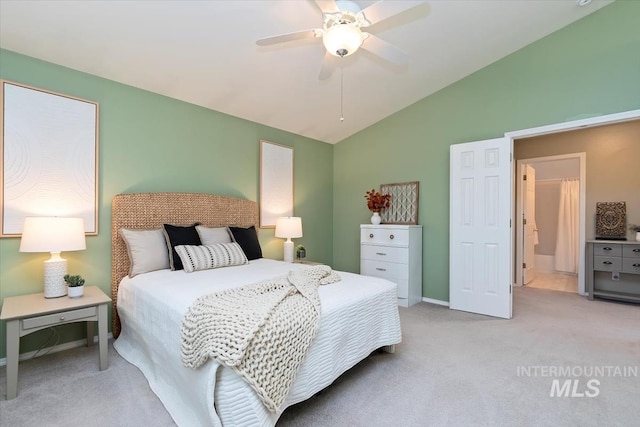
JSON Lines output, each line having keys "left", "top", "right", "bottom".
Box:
{"left": 449, "top": 109, "right": 640, "bottom": 319}
{"left": 515, "top": 153, "right": 585, "bottom": 294}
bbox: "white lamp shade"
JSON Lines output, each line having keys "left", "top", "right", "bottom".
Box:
{"left": 322, "top": 24, "right": 364, "bottom": 57}
{"left": 275, "top": 217, "right": 303, "bottom": 239}
{"left": 20, "top": 217, "right": 86, "bottom": 253}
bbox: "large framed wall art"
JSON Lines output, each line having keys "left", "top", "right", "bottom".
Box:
{"left": 259, "top": 140, "right": 293, "bottom": 228}
{"left": 1, "top": 80, "right": 99, "bottom": 237}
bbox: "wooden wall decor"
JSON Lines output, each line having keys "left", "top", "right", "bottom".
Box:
{"left": 595, "top": 201, "right": 626, "bottom": 240}
{"left": 380, "top": 181, "right": 419, "bottom": 225}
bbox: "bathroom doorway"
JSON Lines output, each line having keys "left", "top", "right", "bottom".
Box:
{"left": 515, "top": 153, "right": 585, "bottom": 294}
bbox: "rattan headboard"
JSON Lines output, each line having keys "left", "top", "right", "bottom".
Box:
{"left": 111, "top": 192, "right": 258, "bottom": 337}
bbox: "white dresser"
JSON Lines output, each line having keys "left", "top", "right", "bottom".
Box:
{"left": 360, "top": 224, "right": 423, "bottom": 307}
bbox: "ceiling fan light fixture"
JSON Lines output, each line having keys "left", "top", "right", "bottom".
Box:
{"left": 322, "top": 23, "right": 364, "bottom": 57}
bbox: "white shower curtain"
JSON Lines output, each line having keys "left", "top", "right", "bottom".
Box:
{"left": 555, "top": 179, "right": 579, "bottom": 273}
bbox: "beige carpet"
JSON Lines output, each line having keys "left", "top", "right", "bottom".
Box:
{"left": 1, "top": 287, "right": 638, "bottom": 426}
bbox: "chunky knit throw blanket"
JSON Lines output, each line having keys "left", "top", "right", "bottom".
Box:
{"left": 181, "top": 265, "right": 341, "bottom": 412}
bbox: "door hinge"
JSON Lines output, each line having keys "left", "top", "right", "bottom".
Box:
{"left": 523, "top": 218, "right": 527, "bottom": 225}
{"left": 523, "top": 174, "right": 527, "bottom": 181}
{"left": 510, "top": 284, "right": 512, "bottom": 294}
{"left": 522, "top": 262, "right": 527, "bottom": 269}
{"left": 509, "top": 219, "right": 512, "bottom": 228}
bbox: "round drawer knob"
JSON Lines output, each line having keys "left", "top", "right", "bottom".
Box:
{"left": 60, "top": 316, "right": 65, "bottom": 321}
{"left": 369, "top": 234, "right": 374, "bottom": 238}
{"left": 389, "top": 234, "right": 395, "bottom": 240}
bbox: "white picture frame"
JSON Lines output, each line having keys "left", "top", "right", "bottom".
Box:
{"left": 260, "top": 140, "right": 293, "bottom": 228}
{"left": 1, "top": 80, "right": 99, "bottom": 237}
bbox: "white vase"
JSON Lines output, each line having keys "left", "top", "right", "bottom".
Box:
{"left": 636, "top": 231, "right": 640, "bottom": 242}
{"left": 67, "top": 285, "right": 84, "bottom": 298}
{"left": 371, "top": 212, "right": 382, "bottom": 225}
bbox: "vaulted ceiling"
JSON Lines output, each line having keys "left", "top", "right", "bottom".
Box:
{"left": 0, "top": 0, "right": 613, "bottom": 143}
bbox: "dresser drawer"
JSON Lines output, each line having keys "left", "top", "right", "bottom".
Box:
{"left": 593, "top": 256, "right": 622, "bottom": 272}
{"left": 22, "top": 306, "right": 97, "bottom": 331}
{"left": 361, "top": 259, "right": 408, "bottom": 281}
{"left": 622, "top": 258, "right": 640, "bottom": 275}
{"left": 360, "top": 228, "right": 408, "bottom": 246}
{"left": 623, "top": 245, "right": 640, "bottom": 259}
{"left": 593, "top": 244, "right": 621, "bottom": 257}
{"left": 360, "top": 244, "right": 408, "bottom": 264}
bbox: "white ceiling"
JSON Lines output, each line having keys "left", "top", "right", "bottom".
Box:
{"left": 0, "top": 0, "right": 613, "bottom": 144}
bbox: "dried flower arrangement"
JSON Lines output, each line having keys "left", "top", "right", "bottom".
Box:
{"left": 364, "top": 189, "right": 391, "bottom": 213}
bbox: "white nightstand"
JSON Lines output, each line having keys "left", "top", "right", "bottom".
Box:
{"left": 0, "top": 286, "right": 110, "bottom": 399}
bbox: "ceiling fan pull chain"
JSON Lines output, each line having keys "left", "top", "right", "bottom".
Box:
{"left": 340, "top": 61, "right": 345, "bottom": 122}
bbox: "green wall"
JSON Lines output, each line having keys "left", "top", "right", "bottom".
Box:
{"left": 0, "top": 50, "right": 334, "bottom": 358}
{"left": 333, "top": 1, "right": 640, "bottom": 301}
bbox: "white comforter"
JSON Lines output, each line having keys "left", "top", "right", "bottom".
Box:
{"left": 114, "top": 259, "right": 402, "bottom": 427}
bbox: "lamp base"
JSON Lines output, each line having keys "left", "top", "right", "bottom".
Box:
{"left": 283, "top": 239, "right": 294, "bottom": 263}
{"left": 44, "top": 253, "right": 67, "bottom": 298}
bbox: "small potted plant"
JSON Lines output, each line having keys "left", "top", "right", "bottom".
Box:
{"left": 64, "top": 274, "right": 85, "bottom": 298}
{"left": 629, "top": 224, "right": 640, "bottom": 242}
{"left": 295, "top": 244, "right": 306, "bottom": 260}
{"left": 364, "top": 188, "right": 391, "bottom": 225}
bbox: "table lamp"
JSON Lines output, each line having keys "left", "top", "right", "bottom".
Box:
{"left": 275, "top": 217, "right": 303, "bottom": 263}
{"left": 19, "top": 217, "right": 86, "bottom": 298}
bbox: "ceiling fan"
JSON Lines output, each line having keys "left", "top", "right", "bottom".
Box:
{"left": 256, "top": 0, "right": 426, "bottom": 80}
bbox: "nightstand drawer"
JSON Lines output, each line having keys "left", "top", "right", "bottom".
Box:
{"left": 360, "top": 245, "right": 408, "bottom": 264}
{"left": 622, "top": 258, "right": 640, "bottom": 275}
{"left": 622, "top": 245, "right": 640, "bottom": 259}
{"left": 361, "top": 259, "right": 408, "bottom": 280}
{"left": 593, "top": 244, "right": 621, "bottom": 257}
{"left": 22, "top": 306, "right": 97, "bottom": 331}
{"left": 360, "top": 228, "right": 408, "bottom": 246}
{"left": 593, "top": 256, "right": 622, "bottom": 272}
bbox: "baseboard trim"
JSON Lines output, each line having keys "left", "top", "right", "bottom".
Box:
{"left": 0, "top": 333, "right": 113, "bottom": 367}
{"left": 422, "top": 297, "right": 449, "bottom": 307}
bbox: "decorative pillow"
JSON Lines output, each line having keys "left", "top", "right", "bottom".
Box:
{"left": 175, "top": 242, "right": 249, "bottom": 273}
{"left": 163, "top": 223, "right": 202, "bottom": 271}
{"left": 120, "top": 228, "right": 170, "bottom": 277}
{"left": 196, "top": 225, "right": 233, "bottom": 245}
{"left": 229, "top": 225, "right": 263, "bottom": 260}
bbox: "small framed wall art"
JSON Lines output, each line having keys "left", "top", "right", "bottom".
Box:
{"left": 380, "top": 181, "right": 420, "bottom": 225}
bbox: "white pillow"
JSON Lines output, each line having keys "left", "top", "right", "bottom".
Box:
{"left": 196, "top": 225, "right": 233, "bottom": 245}
{"left": 120, "top": 228, "right": 170, "bottom": 277}
{"left": 174, "top": 242, "right": 248, "bottom": 273}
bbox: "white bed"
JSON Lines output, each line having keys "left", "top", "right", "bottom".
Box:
{"left": 110, "top": 192, "right": 401, "bottom": 427}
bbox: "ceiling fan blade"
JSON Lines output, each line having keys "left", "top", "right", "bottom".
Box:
{"left": 256, "top": 29, "right": 322, "bottom": 46}
{"left": 319, "top": 52, "right": 338, "bottom": 80}
{"left": 361, "top": 34, "right": 408, "bottom": 66}
{"left": 315, "top": 0, "right": 339, "bottom": 14}
{"left": 359, "top": 0, "right": 426, "bottom": 26}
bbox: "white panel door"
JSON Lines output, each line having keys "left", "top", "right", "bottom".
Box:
{"left": 450, "top": 138, "right": 512, "bottom": 319}
{"left": 523, "top": 164, "right": 536, "bottom": 284}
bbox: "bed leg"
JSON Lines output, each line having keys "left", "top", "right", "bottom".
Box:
{"left": 382, "top": 344, "right": 396, "bottom": 354}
